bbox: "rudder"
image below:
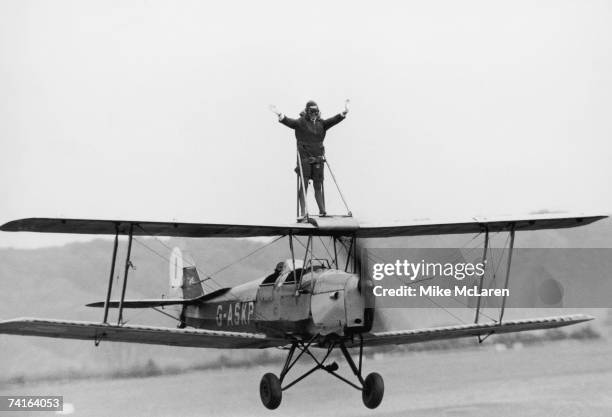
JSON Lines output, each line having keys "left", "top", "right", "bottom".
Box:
{"left": 169, "top": 247, "right": 205, "bottom": 299}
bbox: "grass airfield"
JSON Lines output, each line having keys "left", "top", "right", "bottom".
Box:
{"left": 3, "top": 340, "right": 611, "bottom": 417}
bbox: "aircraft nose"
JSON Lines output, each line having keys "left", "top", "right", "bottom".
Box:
{"left": 344, "top": 274, "right": 365, "bottom": 328}
{"left": 347, "top": 274, "right": 360, "bottom": 290}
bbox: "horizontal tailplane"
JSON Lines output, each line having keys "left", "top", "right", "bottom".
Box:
{"left": 86, "top": 287, "right": 230, "bottom": 309}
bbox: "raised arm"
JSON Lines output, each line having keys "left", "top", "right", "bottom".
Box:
{"left": 269, "top": 104, "right": 299, "bottom": 129}
{"left": 322, "top": 113, "right": 346, "bottom": 129}
{"left": 322, "top": 99, "right": 350, "bottom": 130}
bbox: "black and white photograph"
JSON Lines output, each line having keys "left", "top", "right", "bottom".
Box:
{"left": 1, "top": 1, "right": 611, "bottom": 416}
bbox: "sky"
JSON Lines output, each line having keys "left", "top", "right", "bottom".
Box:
{"left": 0, "top": 0, "right": 611, "bottom": 248}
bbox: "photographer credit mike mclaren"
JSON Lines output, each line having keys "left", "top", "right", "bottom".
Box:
{"left": 370, "top": 260, "right": 509, "bottom": 298}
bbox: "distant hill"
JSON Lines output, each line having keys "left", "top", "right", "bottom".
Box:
{"left": 0, "top": 218, "right": 610, "bottom": 381}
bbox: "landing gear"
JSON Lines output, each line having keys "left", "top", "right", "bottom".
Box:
{"left": 258, "top": 336, "right": 384, "bottom": 409}
{"left": 362, "top": 372, "right": 384, "bottom": 409}
{"left": 259, "top": 373, "right": 282, "bottom": 410}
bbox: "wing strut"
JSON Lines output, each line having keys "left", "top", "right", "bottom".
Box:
{"left": 102, "top": 224, "right": 119, "bottom": 324}
{"left": 117, "top": 223, "right": 134, "bottom": 325}
{"left": 474, "top": 223, "right": 516, "bottom": 341}
{"left": 297, "top": 235, "right": 313, "bottom": 289}
{"left": 499, "top": 224, "right": 516, "bottom": 323}
{"left": 473, "top": 226, "right": 489, "bottom": 324}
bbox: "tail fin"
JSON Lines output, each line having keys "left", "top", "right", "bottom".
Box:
{"left": 182, "top": 266, "right": 205, "bottom": 299}
{"left": 169, "top": 247, "right": 205, "bottom": 299}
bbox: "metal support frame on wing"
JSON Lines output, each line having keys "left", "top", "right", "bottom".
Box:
{"left": 117, "top": 224, "right": 134, "bottom": 325}
{"left": 476, "top": 223, "right": 516, "bottom": 342}
{"left": 332, "top": 237, "right": 338, "bottom": 268}
{"left": 289, "top": 234, "right": 297, "bottom": 278}
{"left": 474, "top": 227, "right": 489, "bottom": 324}
{"left": 324, "top": 157, "right": 352, "bottom": 217}
{"left": 341, "top": 235, "right": 357, "bottom": 274}
{"left": 295, "top": 146, "right": 352, "bottom": 219}
{"left": 353, "top": 236, "right": 358, "bottom": 274}
{"left": 288, "top": 234, "right": 316, "bottom": 293}
{"left": 499, "top": 224, "right": 516, "bottom": 324}
{"left": 102, "top": 225, "right": 119, "bottom": 324}
{"left": 296, "top": 149, "right": 310, "bottom": 220}
{"left": 309, "top": 236, "right": 314, "bottom": 280}
{"left": 344, "top": 237, "right": 354, "bottom": 273}
{"left": 297, "top": 235, "right": 313, "bottom": 290}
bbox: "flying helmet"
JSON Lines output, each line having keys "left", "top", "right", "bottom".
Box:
{"left": 304, "top": 100, "right": 320, "bottom": 120}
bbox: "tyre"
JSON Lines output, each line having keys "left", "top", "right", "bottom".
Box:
{"left": 362, "top": 372, "right": 384, "bottom": 409}
{"left": 259, "top": 372, "right": 282, "bottom": 409}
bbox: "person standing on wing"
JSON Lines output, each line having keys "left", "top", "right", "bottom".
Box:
{"left": 270, "top": 100, "right": 349, "bottom": 217}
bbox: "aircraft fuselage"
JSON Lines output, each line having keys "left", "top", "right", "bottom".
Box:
{"left": 182, "top": 267, "right": 367, "bottom": 339}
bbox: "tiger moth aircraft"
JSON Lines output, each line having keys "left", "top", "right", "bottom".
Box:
{"left": 0, "top": 212, "right": 606, "bottom": 409}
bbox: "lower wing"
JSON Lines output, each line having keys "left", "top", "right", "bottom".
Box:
{"left": 0, "top": 317, "right": 285, "bottom": 349}
{"left": 0, "top": 314, "right": 593, "bottom": 349}
{"left": 359, "top": 314, "right": 593, "bottom": 347}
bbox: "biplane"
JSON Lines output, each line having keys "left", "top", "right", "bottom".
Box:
{"left": 0, "top": 212, "right": 605, "bottom": 409}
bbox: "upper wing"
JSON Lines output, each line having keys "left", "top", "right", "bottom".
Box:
{"left": 355, "top": 213, "right": 607, "bottom": 238}
{"left": 0, "top": 213, "right": 606, "bottom": 238}
{"left": 358, "top": 314, "right": 593, "bottom": 347}
{"left": 0, "top": 218, "right": 318, "bottom": 237}
{"left": 0, "top": 318, "right": 286, "bottom": 349}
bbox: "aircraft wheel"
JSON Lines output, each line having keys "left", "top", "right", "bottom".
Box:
{"left": 260, "top": 373, "right": 282, "bottom": 409}
{"left": 362, "top": 372, "right": 384, "bottom": 409}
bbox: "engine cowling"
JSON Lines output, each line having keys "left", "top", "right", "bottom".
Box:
{"left": 310, "top": 272, "right": 365, "bottom": 335}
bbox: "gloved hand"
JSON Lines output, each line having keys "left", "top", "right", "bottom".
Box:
{"left": 341, "top": 99, "right": 350, "bottom": 117}
{"left": 269, "top": 104, "right": 281, "bottom": 116}
{"left": 269, "top": 104, "right": 284, "bottom": 121}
